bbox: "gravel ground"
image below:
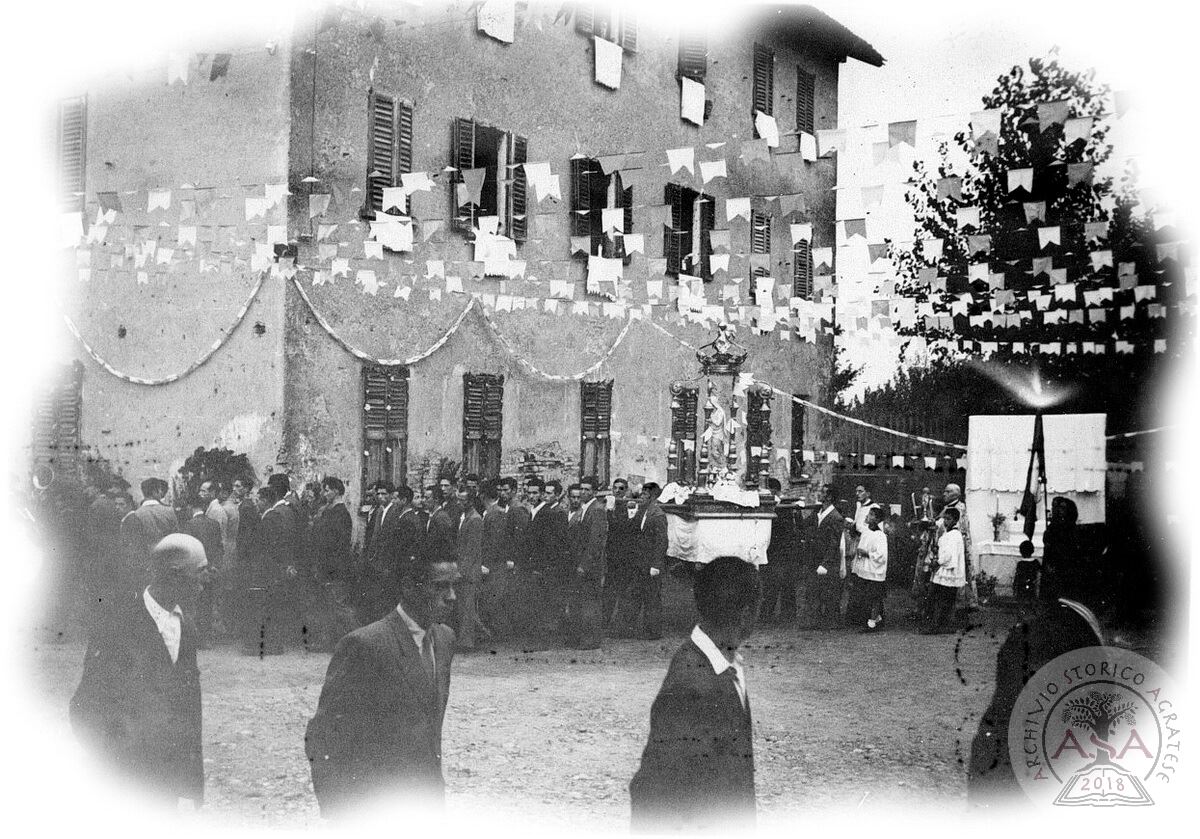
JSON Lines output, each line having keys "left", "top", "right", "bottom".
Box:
{"left": 24, "top": 582, "right": 1047, "bottom": 831}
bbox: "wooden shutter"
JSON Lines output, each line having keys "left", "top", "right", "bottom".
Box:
{"left": 363, "top": 365, "right": 409, "bottom": 487}
{"left": 58, "top": 97, "right": 86, "bottom": 211}
{"left": 32, "top": 363, "right": 82, "bottom": 471}
{"left": 570, "top": 158, "right": 595, "bottom": 238}
{"left": 620, "top": 182, "right": 634, "bottom": 235}
{"left": 670, "top": 386, "right": 699, "bottom": 484}
{"left": 750, "top": 209, "right": 770, "bottom": 253}
{"left": 752, "top": 43, "right": 775, "bottom": 119}
{"left": 744, "top": 389, "right": 772, "bottom": 489}
{"left": 619, "top": 13, "right": 638, "bottom": 52}
{"left": 451, "top": 117, "right": 477, "bottom": 232}
{"left": 510, "top": 134, "right": 528, "bottom": 242}
{"left": 677, "top": 30, "right": 707, "bottom": 82}
{"left": 575, "top": 3, "right": 594, "bottom": 35}
{"left": 796, "top": 69, "right": 816, "bottom": 135}
{"left": 698, "top": 194, "right": 715, "bottom": 280}
{"left": 663, "top": 183, "right": 681, "bottom": 275}
{"left": 789, "top": 395, "right": 807, "bottom": 481}
{"left": 396, "top": 100, "right": 414, "bottom": 214}
{"left": 793, "top": 241, "right": 813, "bottom": 298}
{"left": 463, "top": 373, "right": 503, "bottom": 479}
{"left": 580, "top": 380, "right": 613, "bottom": 485}
{"left": 365, "top": 91, "right": 398, "bottom": 215}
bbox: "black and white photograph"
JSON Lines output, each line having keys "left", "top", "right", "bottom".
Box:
{"left": 3, "top": 0, "right": 1194, "bottom": 833}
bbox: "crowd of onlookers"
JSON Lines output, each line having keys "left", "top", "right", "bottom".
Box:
{"left": 23, "top": 457, "right": 1142, "bottom": 655}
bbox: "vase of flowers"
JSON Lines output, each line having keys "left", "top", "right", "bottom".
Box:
{"left": 990, "top": 511, "right": 1007, "bottom": 542}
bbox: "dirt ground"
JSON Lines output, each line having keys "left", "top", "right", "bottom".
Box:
{"left": 20, "top": 580, "right": 1174, "bottom": 830}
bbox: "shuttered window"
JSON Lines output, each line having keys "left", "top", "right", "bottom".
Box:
{"left": 665, "top": 184, "right": 714, "bottom": 280}
{"left": 577, "top": 5, "right": 638, "bottom": 52}
{"left": 32, "top": 362, "right": 83, "bottom": 473}
{"left": 792, "top": 240, "right": 813, "bottom": 299}
{"left": 744, "top": 389, "right": 772, "bottom": 489}
{"left": 580, "top": 380, "right": 613, "bottom": 486}
{"left": 571, "top": 158, "right": 632, "bottom": 258}
{"left": 750, "top": 209, "right": 771, "bottom": 279}
{"left": 796, "top": 68, "right": 816, "bottom": 135}
{"left": 677, "top": 29, "right": 707, "bottom": 81}
{"left": 669, "top": 385, "right": 699, "bottom": 485}
{"left": 362, "top": 365, "right": 410, "bottom": 490}
{"left": 364, "top": 91, "right": 413, "bottom": 217}
{"left": 790, "top": 394, "right": 807, "bottom": 482}
{"left": 450, "top": 117, "right": 527, "bottom": 241}
{"left": 58, "top": 97, "right": 86, "bottom": 211}
{"left": 463, "top": 373, "right": 503, "bottom": 479}
{"left": 752, "top": 43, "right": 774, "bottom": 122}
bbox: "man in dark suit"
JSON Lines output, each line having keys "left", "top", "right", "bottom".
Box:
{"left": 70, "top": 533, "right": 209, "bottom": 809}
{"left": 759, "top": 478, "right": 802, "bottom": 625}
{"left": 567, "top": 474, "right": 608, "bottom": 650}
{"left": 181, "top": 495, "right": 223, "bottom": 648}
{"left": 309, "top": 477, "right": 355, "bottom": 651}
{"left": 806, "top": 485, "right": 845, "bottom": 629}
{"left": 615, "top": 482, "right": 668, "bottom": 640}
{"left": 603, "top": 477, "right": 641, "bottom": 633}
{"left": 521, "top": 477, "right": 565, "bottom": 638}
{"left": 119, "top": 477, "right": 180, "bottom": 594}
{"left": 420, "top": 485, "right": 456, "bottom": 564}
{"left": 244, "top": 477, "right": 304, "bottom": 655}
{"left": 305, "top": 554, "right": 459, "bottom": 819}
{"left": 453, "top": 486, "right": 485, "bottom": 651}
{"left": 630, "top": 555, "right": 761, "bottom": 833}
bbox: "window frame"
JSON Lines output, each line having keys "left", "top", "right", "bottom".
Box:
{"left": 669, "top": 384, "right": 700, "bottom": 486}
{"left": 361, "top": 364, "right": 410, "bottom": 493}
{"left": 450, "top": 117, "right": 528, "bottom": 241}
{"left": 789, "top": 394, "right": 808, "bottom": 483}
{"left": 795, "top": 67, "right": 816, "bottom": 136}
{"left": 664, "top": 183, "right": 715, "bottom": 280}
{"left": 57, "top": 96, "right": 87, "bottom": 212}
{"left": 579, "top": 380, "right": 613, "bottom": 486}
{"left": 744, "top": 387, "right": 772, "bottom": 489}
{"left": 570, "top": 157, "right": 633, "bottom": 260}
{"left": 462, "top": 372, "right": 504, "bottom": 480}
{"left": 752, "top": 42, "right": 775, "bottom": 127}
{"left": 362, "top": 90, "right": 414, "bottom": 220}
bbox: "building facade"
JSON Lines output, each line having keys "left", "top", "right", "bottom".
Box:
{"left": 49, "top": 1, "right": 881, "bottom": 512}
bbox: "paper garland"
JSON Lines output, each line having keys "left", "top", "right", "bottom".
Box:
{"left": 64, "top": 269, "right": 267, "bottom": 386}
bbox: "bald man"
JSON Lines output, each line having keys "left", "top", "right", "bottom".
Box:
{"left": 70, "top": 534, "right": 210, "bottom": 809}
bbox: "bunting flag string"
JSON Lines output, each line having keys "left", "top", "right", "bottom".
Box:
{"left": 475, "top": 302, "right": 635, "bottom": 381}
{"left": 64, "top": 269, "right": 268, "bottom": 386}
{"left": 290, "top": 273, "right": 474, "bottom": 366}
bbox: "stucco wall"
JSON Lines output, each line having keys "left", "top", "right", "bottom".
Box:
{"left": 68, "top": 44, "right": 292, "bottom": 485}
{"left": 281, "top": 3, "right": 848, "bottom": 499}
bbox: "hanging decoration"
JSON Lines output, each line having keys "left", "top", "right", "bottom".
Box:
{"left": 64, "top": 269, "right": 268, "bottom": 386}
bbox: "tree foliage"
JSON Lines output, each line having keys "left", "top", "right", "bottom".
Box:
{"left": 177, "top": 446, "right": 255, "bottom": 502}
{"left": 855, "top": 52, "right": 1192, "bottom": 439}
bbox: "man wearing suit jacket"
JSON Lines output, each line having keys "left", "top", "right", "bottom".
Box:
{"left": 119, "top": 477, "right": 180, "bottom": 594}
{"left": 420, "top": 485, "right": 456, "bottom": 564}
{"left": 70, "top": 533, "right": 209, "bottom": 809}
{"left": 305, "top": 554, "right": 459, "bottom": 819}
{"left": 567, "top": 474, "right": 608, "bottom": 650}
{"left": 453, "top": 486, "right": 485, "bottom": 651}
{"left": 630, "top": 556, "right": 760, "bottom": 833}
{"left": 615, "top": 482, "right": 668, "bottom": 640}
{"left": 244, "top": 477, "right": 304, "bottom": 655}
{"left": 807, "top": 486, "right": 845, "bottom": 629}
{"left": 521, "top": 477, "right": 566, "bottom": 638}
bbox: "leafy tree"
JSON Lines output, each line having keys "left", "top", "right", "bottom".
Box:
{"left": 859, "top": 51, "right": 1191, "bottom": 437}
{"left": 177, "top": 446, "right": 255, "bottom": 502}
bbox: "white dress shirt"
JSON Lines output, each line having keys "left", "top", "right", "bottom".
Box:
{"left": 690, "top": 624, "right": 747, "bottom": 708}
{"left": 396, "top": 602, "right": 434, "bottom": 673}
{"left": 144, "top": 587, "right": 183, "bottom": 664}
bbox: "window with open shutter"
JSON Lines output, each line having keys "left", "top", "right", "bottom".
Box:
{"left": 362, "top": 365, "right": 410, "bottom": 490}
{"left": 796, "top": 68, "right": 816, "bottom": 135}
{"left": 677, "top": 30, "right": 707, "bottom": 82}
{"left": 509, "top": 134, "right": 528, "bottom": 242}
{"left": 792, "top": 240, "right": 813, "bottom": 299}
{"left": 750, "top": 209, "right": 771, "bottom": 279}
{"left": 752, "top": 43, "right": 775, "bottom": 122}
{"left": 697, "top": 194, "right": 715, "bottom": 280}
{"left": 578, "top": 4, "right": 637, "bottom": 51}
{"left": 450, "top": 117, "right": 477, "bottom": 233}
{"left": 31, "top": 362, "right": 82, "bottom": 473}
{"left": 744, "top": 389, "right": 772, "bottom": 489}
{"left": 790, "top": 394, "right": 807, "bottom": 482}
{"left": 664, "top": 182, "right": 693, "bottom": 277}
{"left": 580, "top": 380, "right": 613, "bottom": 486}
{"left": 463, "top": 373, "right": 503, "bottom": 480}
{"left": 572, "top": 159, "right": 632, "bottom": 259}
{"left": 669, "top": 385, "right": 699, "bottom": 485}
{"left": 58, "top": 97, "right": 86, "bottom": 211}
{"left": 365, "top": 91, "right": 413, "bottom": 218}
